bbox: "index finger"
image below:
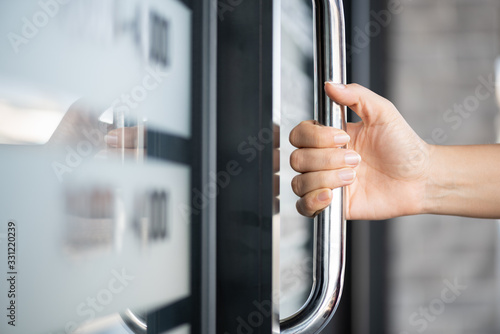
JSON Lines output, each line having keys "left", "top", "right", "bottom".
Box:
{"left": 105, "top": 126, "right": 146, "bottom": 148}
{"left": 289, "top": 120, "right": 350, "bottom": 148}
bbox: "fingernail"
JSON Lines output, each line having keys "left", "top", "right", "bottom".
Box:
{"left": 334, "top": 134, "right": 350, "bottom": 145}
{"left": 325, "top": 82, "right": 346, "bottom": 89}
{"left": 345, "top": 152, "right": 361, "bottom": 166}
{"left": 104, "top": 135, "right": 118, "bottom": 147}
{"left": 338, "top": 169, "right": 356, "bottom": 182}
{"left": 317, "top": 190, "right": 332, "bottom": 202}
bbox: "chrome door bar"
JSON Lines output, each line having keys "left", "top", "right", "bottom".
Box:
{"left": 280, "top": 0, "right": 347, "bottom": 333}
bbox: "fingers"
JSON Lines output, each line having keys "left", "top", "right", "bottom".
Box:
{"left": 289, "top": 118, "right": 358, "bottom": 218}
{"left": 105, "top": 127, "right": 145, "bottom": 148}
{"left": 290, "top": 148, "right": 360, "bottom": 173}
{"left": 292, "top": 168, "right": 356, "bottom": 197}
{"left": 324, "top": 82, "right": 398, "bottom": 125}
{"left": 289, "top": 120, "right": 350, "bottom": 149}
{"left": 291, "top": 82, "right": 388, "bottom": 218}
{"left": 291, "top": 147, "right": 359, "bottom": 217}
{"left": 293, "top": 166, "right": 357, "bottom": 217}
{"left": 296, "top": 188, "right": 334, "bottom": 218}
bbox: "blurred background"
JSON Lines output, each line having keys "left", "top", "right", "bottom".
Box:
{"left": 280, "top": 0, "right": 500, "bottom": 333}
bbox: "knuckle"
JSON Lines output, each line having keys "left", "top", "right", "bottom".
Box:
{"left": 290, "top": 150, "right": 302, "bottom": 171}
{"left": 315, "top": 128, "right": 338, "bottom": 147}
{"left": 325, "top": 151, "right": 337, "bottom": 169}
{"left": 295, "top": 200, "right": 306, "bottom": 216}
{"left": 289, "top": 127, "right": 298, "bottom": 146}
{"left": 314, "top": 131, "right": 328, "bottom": 147}
{"left": 288, "top": 121, "right": 308, "bottom": 147}
{"left": 385, "top": 99, "right": 397, "bottom": 111}
{"left": 291, "top": 175, "right": 302, "bottom": 196}
{"left": 303, "top": 195, "right": 316, "bottom": 213}
{"left": 290, "top": 120, "right": 314, "bottom": 147}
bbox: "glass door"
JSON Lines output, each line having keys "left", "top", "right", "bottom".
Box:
{"left": 0, "top": 1, "right": 216, "bottom": 333}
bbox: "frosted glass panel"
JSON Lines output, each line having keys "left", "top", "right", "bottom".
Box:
{"left": 0, "top": 0, "right": 191, "bottom": 141}
{"left": 0, "top": 148, "right": 191, "bottom": 333}
{"left": 0, "top": 0, "right": 193, "bottom": 333}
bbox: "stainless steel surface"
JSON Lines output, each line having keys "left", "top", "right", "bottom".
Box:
{"left": 200, "top": 2, "right": 218, "bottom": 334}
{"left": 121, "top": 309, "right": 147, "bottom": 333}
{"left": 279, "top": 0, "right": 347, "bottom": 333}
{"left": 273, "top": 0, "right": 282, "bottom": 332}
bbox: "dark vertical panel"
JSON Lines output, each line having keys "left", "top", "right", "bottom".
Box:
{"left": 369, "top": 0, "right": 389, "bottom": 96}
{"left": 146, "top": 0, "right": 217, "bottom": 332}
{"left": 216, "top": 0, "right": 275, "bottom": 333}
{"left": 348, "top": 0, "right": 372, "bottom": 332}
{"left": 328, "top": 0, "right": 389, "bottom": 332}
{"left": 368, "top": 221, "right": 388, "bottom": 334}
{"left": 189, "top": 0, "right": 210, "bottom": 333}
{"left": 368, "top": 0, "right": 389, "bottom": 331}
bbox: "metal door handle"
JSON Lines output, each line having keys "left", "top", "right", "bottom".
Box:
{"left": 280, "top": 0, "right": 347, "bottom": 333}
{"left": 121, "top": 309, "right": 147, "bottom": 333}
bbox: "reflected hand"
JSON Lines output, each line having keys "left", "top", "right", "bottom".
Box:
{"left": 105, "top": 127, "right": 146, "bottom": 149}
{"left": 100, "top": 126, "right": 147, "bottom": 158}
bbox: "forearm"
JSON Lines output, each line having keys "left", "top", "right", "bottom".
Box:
{"left": 424, "top": 144, "right": 500, "bottom": 218}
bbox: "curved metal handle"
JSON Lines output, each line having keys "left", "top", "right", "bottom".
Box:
{"left": 280, "top": 0, "right": 347, "bottom": 333}
{"left": 120, "top": 309, "right": 147, "bottom": 333}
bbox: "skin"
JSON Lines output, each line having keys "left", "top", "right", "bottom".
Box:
{"left": 105, "top": 126, "right": 145, "bottom": 149}
{"left": 290, "top": 82, "right": 500, "bottom": 220}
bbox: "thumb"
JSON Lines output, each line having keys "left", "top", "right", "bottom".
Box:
{"left": 324, "top": 82, "right": 398, "bottom": 125}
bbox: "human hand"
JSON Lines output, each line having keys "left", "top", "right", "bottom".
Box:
{"left": 290, "top": 83, "right": 431, "bottom": 220}
{"left": 105, "top": 126, "right": 146, "bottom": 149}
{"left": 101, "top": 126, "right": 146, "bottom": 158}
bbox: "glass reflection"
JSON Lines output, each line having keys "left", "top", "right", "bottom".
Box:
{"left": 0, "top": 0, "right": 192, "bottom": 332}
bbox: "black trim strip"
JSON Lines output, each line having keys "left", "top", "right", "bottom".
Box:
{"left": 216, "top": 0, "right": 275, "bottom": 333}
{"left": 146, "top": 297, "right": 192, "bottom": 332}
{"left": 146, "top": 0, "right": 212, "bottom": 332}
{"left": 147, "top": 130, "right": 192, "bottom": 165}
{"left": 178, "top": 0, "right": 192, "bottom": 9}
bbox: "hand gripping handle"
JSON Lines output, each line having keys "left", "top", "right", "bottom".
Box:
{"left": 280, "top": 1, "right": 347, "bottom": 333}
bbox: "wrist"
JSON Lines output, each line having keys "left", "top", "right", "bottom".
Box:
{"left": 421, "top": 144, "right": 439, "bottom": 215}
{"left": 409, "top": 143, "right": 438, "bottom": 216}
{"left": 422, "top": 145, "right": 463, "bottom": 216}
